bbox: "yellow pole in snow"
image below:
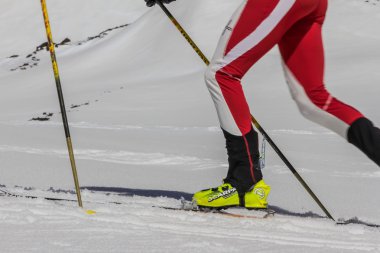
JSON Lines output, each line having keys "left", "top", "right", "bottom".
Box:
{"left": 40, "top": 0, "right": 83, "bottom": 208}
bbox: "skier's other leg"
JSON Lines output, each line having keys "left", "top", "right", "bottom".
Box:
{"left": 279, "top": 2, "right": 380, "bottom": 166}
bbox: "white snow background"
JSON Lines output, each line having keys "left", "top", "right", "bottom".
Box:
{"left": 0, "top": 0, "right": 380, "bottom": 252}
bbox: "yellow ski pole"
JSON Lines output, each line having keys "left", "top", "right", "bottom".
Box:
{"left": 40, "top": 0, "right": 83, "bottom": 209}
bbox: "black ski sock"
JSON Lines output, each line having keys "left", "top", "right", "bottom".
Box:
{"left": 222, "top": 128, "right": 263, "bottom": 194}
{"left": 347, "top": 117, "right": 380, "bottom": 167}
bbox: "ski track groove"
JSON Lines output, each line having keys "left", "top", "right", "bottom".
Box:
{"left": 1, "top": 121, "right": 337, "bottom": 135}
{"left": 0, "top": 144, "right": 222, "bottom": 169}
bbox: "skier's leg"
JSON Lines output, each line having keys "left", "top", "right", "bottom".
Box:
{"left": 279, "top": 0, "right": 380, "bottom": 166}
{"left": 203, "top": 0, "right": 316, "bottom": 196}
{"left": 206, "top": 0, "right": 308, "bottom": 137}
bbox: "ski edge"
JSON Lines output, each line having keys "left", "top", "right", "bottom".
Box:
{"left": 154, "top": 199, "right": 276, "bottom": 219}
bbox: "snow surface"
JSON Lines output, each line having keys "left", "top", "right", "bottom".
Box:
{"left": 0, "top": 0, "right": 380, "bottom": 252}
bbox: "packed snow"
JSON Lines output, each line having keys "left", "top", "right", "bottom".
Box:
{"left": 0, "top": 0, "right": 380, "bottom": 252}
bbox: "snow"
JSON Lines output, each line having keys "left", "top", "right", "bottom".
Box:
{"left": 1, "top": 190, "right": 379, "bottom": 253}
{"left": 0, "top": 0, "right": 380, "bottom": 252}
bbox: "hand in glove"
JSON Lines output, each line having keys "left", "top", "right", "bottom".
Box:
{"left": 145, "top": 0, "right": 176, "bottom": 8}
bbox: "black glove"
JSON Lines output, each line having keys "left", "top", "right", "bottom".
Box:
{"left": 145, "top": 0, "right": 176, "bottom": 8}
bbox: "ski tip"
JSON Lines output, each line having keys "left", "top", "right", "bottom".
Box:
{"left": 336, "top": 217, "right": 380, "bottom": 228}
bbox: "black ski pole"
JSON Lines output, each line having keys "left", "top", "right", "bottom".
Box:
{"left": 154, "top": 0, "right": 335, "bottom": 221}
{"left": 40, "top": 0, "right": 83, "bottom": 208}
{"left": 250, "top": 116, "right": 334, "bottom": 220}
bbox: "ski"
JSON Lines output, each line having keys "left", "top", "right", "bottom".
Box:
{"left": 0, "top": 188, "right": 122, "bottom": 205}
{"left": 155, "top": 199, "right": 276, "bottom": 219}
{"left": 0, "top": 188, "right": 77, "bottom": 202}
{"left": 336, "top": 218, "right": 380, "bottom": 228}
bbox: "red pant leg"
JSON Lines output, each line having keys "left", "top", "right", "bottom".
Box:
{"left": 205, "top": 0, "right": 317, "bottom": 136}
{"left": 279, "top": 0, "right": 364, "bottom": 138}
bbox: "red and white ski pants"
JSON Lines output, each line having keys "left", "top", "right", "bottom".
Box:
{"left": 205, "top": 0, "right": 364, "bottom": 138}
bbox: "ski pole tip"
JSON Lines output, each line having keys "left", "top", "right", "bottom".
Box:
{"left": 85, "top": 209, "right": 96, "bottom": 215}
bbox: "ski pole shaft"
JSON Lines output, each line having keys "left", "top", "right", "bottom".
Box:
{"left": 155, "top": 0, "right": 335, "bottom": 221}
{"left": 250, "top": 116, "right": 334, "bottom": 220}
{"left": 40, "top": 0, "right": 83, "bottom": 208}
{"left": 155, "top": 1, "right": 209, "bottom": 65}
